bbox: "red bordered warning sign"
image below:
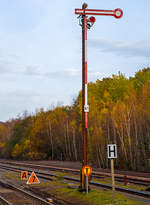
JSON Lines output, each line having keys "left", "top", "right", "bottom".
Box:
{"left": 21, "top": 171, "right": 28, "bottom": 180}
{"left": 26, "top": 172, "right": 40, "bottom": 184}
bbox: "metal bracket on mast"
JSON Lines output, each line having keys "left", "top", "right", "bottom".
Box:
{"left": 77, "top": 13, "right": 96, "bottom": 29}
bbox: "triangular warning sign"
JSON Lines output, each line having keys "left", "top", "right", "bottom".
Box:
{"left": 26, "top": 172, "right": 40, "bottom": 184}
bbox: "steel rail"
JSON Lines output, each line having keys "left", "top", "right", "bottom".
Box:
{"left": 0, "top": 195, "right": 12, "bottom": 205}
{"left": 0, "top": 180, "right": 51, "bottom": 205}
{"left": 1, "top": 164, "right": 150, "bottom": 199}
{"left": 0, "top": 161, "right": 150, "bottom": 186}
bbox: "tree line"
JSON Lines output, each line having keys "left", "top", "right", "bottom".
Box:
{"left": 0, "top": 68, "right": 150, "bottom": 171}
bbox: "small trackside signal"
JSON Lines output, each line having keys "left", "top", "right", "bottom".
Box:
{"left": 114, "top": 8, "right": 123, "bottom": 19}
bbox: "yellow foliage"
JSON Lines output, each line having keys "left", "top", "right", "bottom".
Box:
{"left": 21, "top": 139, "right": 31, "bottom": 154}
{"left": 12, "top": 144, "right": 20, "bottom": 158}
{"left": 0, "top": 142, "right": 4, "bottom": 148}
{"left": 100, "top": 108, "right": 109, "bottom": 115}
{"left": 27, "top": 152, "right": 46, "bottom": 160}
{"left": 69, "top": 120, "right": 76, "bottom": 129}
{"left": 24, "top": 139, "right": 30, "bottom": 148}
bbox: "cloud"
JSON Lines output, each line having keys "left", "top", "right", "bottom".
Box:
{"left": 0, "top": 57, "right": 39, "bottom": 76}
{"left": 0, "top": 55, "right": 23, "bottom": 74}
{"left": 44, "top": 68, "right": 105, "bottom": 81}
{"left": 0, "top": 55, "right": 105, "bottom": 81}
{"left": 88, "top": 38, "right": 150, "bottom": 59}
{"left": 0, "top": 1, "right": 50, "bottom": 33}
{"left": 44, "top": 68, "right": 81, "bottom": 78}
{"left": 88, "top": 70, "right": 104, "bottom": 81}
{"left": 0, "top": 64, "right": 23, "bottom": 75}
{"left": 0, "top": 87, "right": 74, "bottom": 121}
{"left": 0, "top": 61, "right": 81, "bottom": 78}
{"left": 24, "top": 65, "right": 41, "bottom": 76}
{"left": 0, "top": 89, "right": 57, "bottom": 117}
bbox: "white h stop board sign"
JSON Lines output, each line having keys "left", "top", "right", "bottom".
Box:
{"left": 107, "top": 144, "right": 117, "bottom": 159}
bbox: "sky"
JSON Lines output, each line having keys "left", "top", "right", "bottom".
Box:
{"left": 1, "top": 0, "right": 150, "bottom": 122}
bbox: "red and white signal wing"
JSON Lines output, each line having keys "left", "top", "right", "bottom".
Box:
{"left": 75, "top": 8, "right": 123, "bottom": 19}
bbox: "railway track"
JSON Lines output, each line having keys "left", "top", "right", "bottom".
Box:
{"left": 0, "top": 163, "right": 150, "bottom": 200}
{"left": 0, "top": 180, "right": 52, "bottom": 205}
{"left": 1, "top": 160, "right": 150, "bottom": 186}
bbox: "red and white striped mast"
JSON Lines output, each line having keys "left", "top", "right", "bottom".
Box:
{"left": 75, "top": 3, "right": 123, "bottom": 191}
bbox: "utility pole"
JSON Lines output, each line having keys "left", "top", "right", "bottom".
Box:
{"left": 75, "top": 3, "right": 123, "bottom": 191}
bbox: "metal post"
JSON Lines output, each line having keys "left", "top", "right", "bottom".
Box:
{"left": 82, "top": 11, "right": 88, "bottom": 190}
{"left": 82, "top": 14, "right": 88, "bottom": 167}
{"left": 86, "top": 175, "right": 88, "bottom": 194}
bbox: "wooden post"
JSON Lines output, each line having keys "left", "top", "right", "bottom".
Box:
{"left": 111, "top": 159, "right": 115, "bottom": 202}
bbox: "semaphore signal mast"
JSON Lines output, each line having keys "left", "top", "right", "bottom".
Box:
{"left": 75, "top": 3, "right": 123, "bottom": 191}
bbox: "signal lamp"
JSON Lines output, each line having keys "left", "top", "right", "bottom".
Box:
{"left": 87, "top": 16, "right": 96, "bottom": 29}
{"left": 89, "top": 16, "right": 96, "bottom": 23}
